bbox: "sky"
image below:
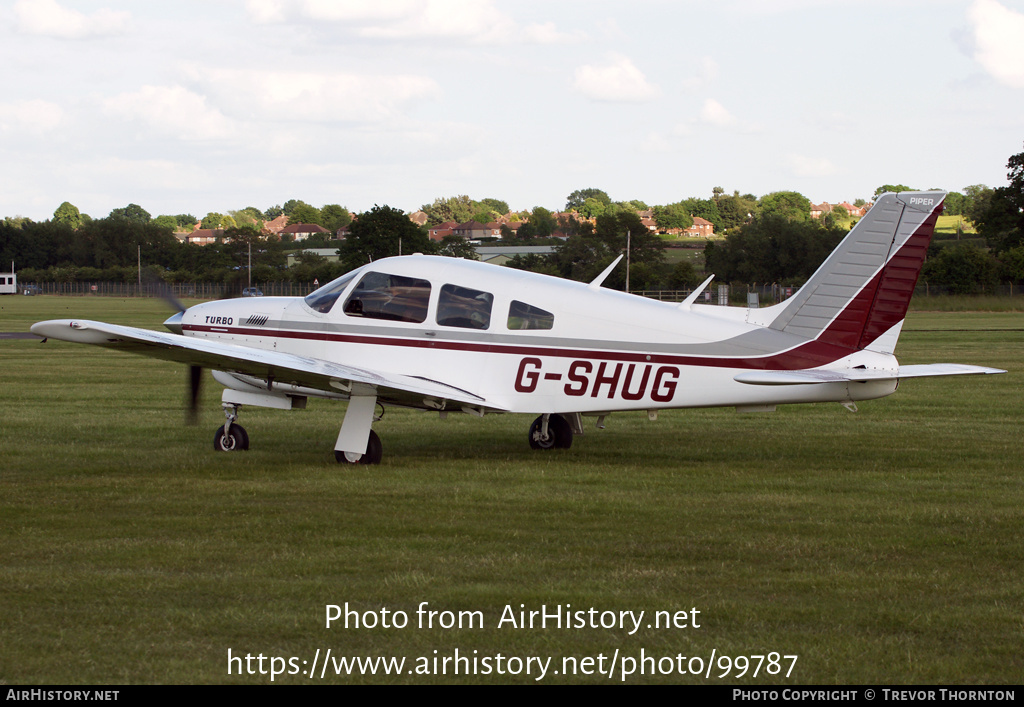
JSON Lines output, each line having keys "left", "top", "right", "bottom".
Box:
{"left": 1, "top": 0, "right": 1023, "bottom": 221}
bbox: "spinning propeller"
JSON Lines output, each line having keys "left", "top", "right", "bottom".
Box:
{"left": 148, "top": 278, "right": 203, "bottom": 423}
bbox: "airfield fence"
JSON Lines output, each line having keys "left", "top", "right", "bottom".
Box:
{"left": 13, "top": 280, "right": 1024, "bottom": 304}
{"left": 638, "top": 282, "right": 1023, "bottom": 305}
{"left": 14, "top": 281, "right": 320, "bottom": 298}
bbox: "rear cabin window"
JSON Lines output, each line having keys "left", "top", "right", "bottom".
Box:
{"left": 507, "top": 301, "right": 554, "bottom": 330}
{"left": 343, "top": 272, "right": 431, "bottom": 323}
{"left": 437, "top": 284, "right": 493, "bottom": 330}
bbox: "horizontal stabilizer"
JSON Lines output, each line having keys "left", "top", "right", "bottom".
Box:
{"left": 734, "top": 364, "right": 1005, "bottom": 386}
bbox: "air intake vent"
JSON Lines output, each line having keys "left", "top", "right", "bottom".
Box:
{"left": 244, "top": 314, "right": 270, "bottom": 327}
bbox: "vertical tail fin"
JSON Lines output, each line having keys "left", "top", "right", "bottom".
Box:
{"left": 769, "top": 191, "right": 944, "bottom": 351}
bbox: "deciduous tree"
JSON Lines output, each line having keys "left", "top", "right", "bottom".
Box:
{"left": 704, "top": 215, "right": 844, "bottom": 285}
{"left": 339, "top": 205, "right": 434, "bottom": 269}
{"left": 873, "top": 184, "right": 914, "bottom": 198}
{"left": 420, "top": 196, "right": 475, "bottom": 226}
{"left": 109, "top": 203, "right": 151, "bottom": 223}
{"left": 288, "top": 202, "right": 322, "bottom": 226}
{"left": 201, "top": 212, "right": 225, "bottom": 229}
{"left": 566, "top": 188, "right": 611, "bottom": 213}
{"left": 526, "top": 206, "right": 557, "bottom": 238}
{"left": 53, "top": 201, "right": 82, "bottom": 229}
{"left": 758, "top": 192, "right": 811, "bottom": 222}
{"left": 652, "top": 203, "right": 693, "bottom": 231}
{"left": 922, "top": 242, "right": 999, "bottom": 294}
{"left": 320, "top": 204, "right": 351, "bottom": 233}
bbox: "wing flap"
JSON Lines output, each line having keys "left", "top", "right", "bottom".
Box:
{"left": 31, "top": 319, "right": 502, "bottom": 411}
{"left": 734, "top": 363, "right": 1005, "bottom": 386}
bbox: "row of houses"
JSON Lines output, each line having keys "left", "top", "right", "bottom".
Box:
{"left": 425, "top": 212, "right": 717, "bottom": 242}
{"left": 810, "top": 201, "right": 870, "bottom": 219}
{"left": 174, "top": 216, "right": 331, "bottom": 245}
{"left": 286, "top": 245, "right": 557, "bottom": 268}
{"left": 175, "top": 208, "right": 719, "bottom": 246}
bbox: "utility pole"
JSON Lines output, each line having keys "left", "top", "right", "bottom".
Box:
{"left": 625, "top": 230, "right": 631, "bottom": 293}
{"left": 248, "top": 242, "right": 252, "bottom": 289}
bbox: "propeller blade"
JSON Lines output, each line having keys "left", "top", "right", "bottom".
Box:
{"left": 141, "top": 271, "right": 188, "bottom": 313}
{"left": 187, "top": 365, "right": 203, "bottom": 424}
{"left": 162, "top": 289, "right": 188, "bottom": 314}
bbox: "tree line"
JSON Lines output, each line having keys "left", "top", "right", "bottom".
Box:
{"left": 3, "top": 151, "right": 1022, "bottom": 295}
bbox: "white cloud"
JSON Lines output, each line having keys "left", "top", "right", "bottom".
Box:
{"left": 246, "top": 0, "right": 576, "bottom": 44}
{"left": 14, "top": 0, "right": 129, "bottom": 39}
{"left": 103, "top": 86, "right": 237, "bottom": 141}
{"left": 814, "top": 111, "right": 856, "bottom": 133}
{"left": 786, "top": 154, "right": 837, "bottom": 178}
{"left": 360, "top": 0, "right": 513, "bottom": 39}
{"left": 191, "top": 68, "right": 438, "bottom": 124}
{"left": 573, "top": 54, "right": 660, "bottom": 103}
{"left": 247, "top": 0, "right": 415, "bottom": 24}
{"left": 967, "top": 0, "right": 1024, "bottom": 88}
{"left": 700, "top": 99, "right": 737, "bottom": 127}
{"left": 681, "top": 56, "right": 720, "bottom": 90}
{"left": 244, "top": 0, "right": 289, "bottom": 23}
{"left": 638, "top": 124, "right": 693, "bottom": 153}
{"left": 521, "top": 21, "right": 584, "bottom": 45}
{"left": 0, "top": 99, "right": 63, "bottom": 135}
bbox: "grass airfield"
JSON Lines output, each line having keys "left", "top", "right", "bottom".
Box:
{"left": 1, "top": 296, "right": 1021, "bottom": 684}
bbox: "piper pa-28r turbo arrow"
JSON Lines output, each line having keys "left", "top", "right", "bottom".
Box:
{"left": 33, "top": 191, "right": 1004, "bottom": 464}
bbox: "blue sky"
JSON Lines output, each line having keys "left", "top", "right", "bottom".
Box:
{"left": 2, "top": 0, "right": 1022, "bottom": 221}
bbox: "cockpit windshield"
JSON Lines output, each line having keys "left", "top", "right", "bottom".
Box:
{"left": 343, "top": 272, "right": 431, "bottom": 323}
{"left": 303, "top": 269, "right": 361, "bottom": 313}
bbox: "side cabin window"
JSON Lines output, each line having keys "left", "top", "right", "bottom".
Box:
{"left": 437, "top": 284, "right": 493, "bottom": 330}
{"left": 507, "top": 301, "right": 554, "bottom": 330}
{"left": 343, "top": 272, "right": 431, "bottom": 324}
{"left": 303, "top": 270, "right": 360, "bottom": 313}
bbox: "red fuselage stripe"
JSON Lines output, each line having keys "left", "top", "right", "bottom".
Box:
{"left": 182, "top": 324, "right": 860, "bottom": 371}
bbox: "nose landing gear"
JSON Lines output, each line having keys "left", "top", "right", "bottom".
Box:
{"left": 214, "top": 403, "right": 249, "bottom": 451}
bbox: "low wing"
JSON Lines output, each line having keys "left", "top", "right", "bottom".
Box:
{"left": 31, "top": 319, "right": 502, "bottom": 412}
{"left": 734, "top": 363, "right": 1006, "bottom": 386}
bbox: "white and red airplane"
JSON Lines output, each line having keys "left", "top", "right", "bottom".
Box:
{"left": 32, "top": 191, "right": 1003, "bottom": 464}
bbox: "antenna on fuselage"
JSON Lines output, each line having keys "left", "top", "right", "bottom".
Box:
{"left": 587, "top": 254, "right": 624, "bottom": 290}
{"left": 677, "top": 274, "right": 715, "bottom": 310}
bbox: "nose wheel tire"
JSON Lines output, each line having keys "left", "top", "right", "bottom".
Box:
{"left": 529, "top": 414, "right": 573, "bottom": 450}
{"left": 335, "top": 430, "right": 383, "bottom": 465}
{"left": 214, "top": 424, "right": 249, "bottom": 451}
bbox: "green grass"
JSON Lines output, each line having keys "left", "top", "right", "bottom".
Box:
{"left": 910, "top": 295, "right": 1024, "bottom": 312}
{"left": 1, "top": 297, "right": 1021, "bottom": 684}
{"left": 934, "top": 215, "right": 977, "bottom": 238}
{"left": 661, "top": 245, "right": 704, "bottom": 266}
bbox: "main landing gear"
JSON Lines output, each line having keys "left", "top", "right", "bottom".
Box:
{"left": 529, "top": 413, "right": 573, "bottom": 450}
{"left": 333, "top": 394, "right": 383, "bottom": 465}
{"left": 212, "top": 399, "right": 386, "bottom": 464}
{"left": 334, "top": 430, "right": 383, "bottom": 465}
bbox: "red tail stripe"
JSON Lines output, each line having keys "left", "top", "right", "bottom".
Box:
{"left": 818, "top": 205, "right": 939, "bottom": 350}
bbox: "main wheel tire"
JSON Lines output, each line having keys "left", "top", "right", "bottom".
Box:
{"left": 335, "top": 429, "right": 383, "bottom": 465}
{"left": 214, "top": 424, "right": 249, "bottom": 451}
{"left": 528, "top": 414, "right": 573, "bottom": 450}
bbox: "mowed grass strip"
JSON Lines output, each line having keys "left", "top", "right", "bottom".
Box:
{"left": 1, "top": 296, "right": 1021, "bottom": 684}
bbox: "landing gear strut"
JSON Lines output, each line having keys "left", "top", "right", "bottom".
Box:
{"left": 333, "top": 395, "right": 383, "bottom": 465}
{"left": 214, "top": 403, "right": 249, "bottom": 451}
{"left": 529, "top": 413, "right": 573, "bottom": 450}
